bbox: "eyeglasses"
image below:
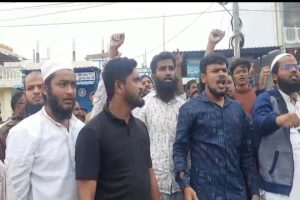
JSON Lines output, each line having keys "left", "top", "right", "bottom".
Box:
{"left": 282, "top": 64, "right": 300, "bottom": 72}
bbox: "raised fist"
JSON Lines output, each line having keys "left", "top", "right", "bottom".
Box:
{"left": 208, "top": 29, "right": 225, "bottom": 45}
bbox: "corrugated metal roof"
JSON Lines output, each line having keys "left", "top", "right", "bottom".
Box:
{"left": 183, "top": 46, "right": 282, "bottom": 59}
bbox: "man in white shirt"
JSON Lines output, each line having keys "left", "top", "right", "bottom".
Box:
{"left": 5, "top": 60, "right": 85, "bottom": 200}
{"left": 133, "top": 51, "right": 185, "bottom": 199}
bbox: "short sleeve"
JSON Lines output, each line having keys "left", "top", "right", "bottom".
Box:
{"left": 75, "top": 127, "right": 101, "bottom": 180}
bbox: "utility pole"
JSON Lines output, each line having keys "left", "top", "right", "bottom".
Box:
{"left": 72, "top": 38, "right": 76, "bottom": 62}
{"left": 163, "top": 14, "right": 165, "bottom": 51}
{"left": 36, "top": 40, "right": 40, "bottom": 63}
{"left": 233, "top": 2, "right": 240, "bottom": 58}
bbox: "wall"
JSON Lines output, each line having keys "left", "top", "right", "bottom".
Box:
{"left": 0, "top": 88, "right": 13, "bottom": 121}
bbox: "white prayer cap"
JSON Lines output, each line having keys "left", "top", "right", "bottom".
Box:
{"left": 270, "top": 53, "right": 293, "bottom": 72}
{"left": 41, "top": 60, "right": 73, "bottom": 81}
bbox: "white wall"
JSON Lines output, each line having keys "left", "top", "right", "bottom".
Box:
{"left": 238, "top": 2, "right": 278, "bottom": 48}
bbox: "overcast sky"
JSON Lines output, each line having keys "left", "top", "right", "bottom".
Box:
{"left": 0, "top": 2, "right": 278, "bottom": 66}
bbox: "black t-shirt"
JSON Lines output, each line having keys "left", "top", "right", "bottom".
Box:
{"left": 75, "top": 105, "right": 152, "bottom": 200}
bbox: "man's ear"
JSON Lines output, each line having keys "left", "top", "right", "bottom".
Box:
{"left": 114, "top": 80, "right": 124, "bottom": 95}
{"left": 200, "top": 73, "right": 206, "bottom": 84}
{"left": 272, "top": 73, "right": 277, "bottom": 83}
{"left": 42, "top": 83, "right": 48, "bottom": 96}
{"left": 151, "top": 73, "right": 156, "bottom": 81}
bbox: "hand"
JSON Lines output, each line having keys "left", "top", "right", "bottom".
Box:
{"left": 183, "top": 186, "right": 198, "bottom": 200}
{"left": 258, "top": 65, "right": 271, "bottom": 90}
{"left": 276, "top": 112, "right": 300, "bottom": 128}
{"left": 249, "top": 63, "right": 256, "bottom": 76}
{"left": 110, "top": 33, "right": 125, "bottom": 50}
{"left": 259, "top": 66, "right": 271, "bottom": 79}
{"left": 175, "top": 49, "right": 184, "bottom": 67}
{"left": 108, "top": 33, "right": 125, "bottom": 58}
{"left": 251, "top": 194, "right": 260, "bottom": 200}
{"left": 208, "top": 29, "right": 225, "bottom": 45}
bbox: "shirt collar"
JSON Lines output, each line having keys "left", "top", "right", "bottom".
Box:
{"left": 200, "top": 91, "right": 233, "bottom": 107}
{"left": 40, "top": 106, "right": 77, "bottom": 127}
{"left": 278, "top": 89, "right": 299, "bottom": 104}
{"left": 103, "top": 103, "right": 134, "bottom": 124}
{"left": 150, "top": 90, "right": 183, "bottom": 105}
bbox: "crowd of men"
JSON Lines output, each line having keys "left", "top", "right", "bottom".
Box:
{"left": 0, "top": 29, "right": 299, "bottom": 200}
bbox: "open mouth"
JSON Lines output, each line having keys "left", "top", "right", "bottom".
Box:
{"left": 290, "top": 75, "right": 298, "bottom": 80}
{"left": 217, "top": 79, "right": 227, "bottom": 88}
{"left": 63, "top": 99, "right": 74, "bottom": 104}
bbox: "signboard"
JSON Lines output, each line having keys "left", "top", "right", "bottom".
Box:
{"left": 137, "top": 68, "right": 151, "bottom": 76}
{"left": 76, "top": 72, "right": 95, "bottom": 81}
{"left": 187, "top": 59, "right": 200, "bottom": 78}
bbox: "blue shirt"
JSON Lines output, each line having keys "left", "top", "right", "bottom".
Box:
{"left": 173, "top": 92, "right": 259, "bottom": 200}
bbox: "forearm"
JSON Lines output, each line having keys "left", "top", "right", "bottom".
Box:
{"left": 90, "top": 78, "right": 107, "bottom": 118}
{"left": 108, "top": 46, "right": 119, "bottom": 58}
{"left": 77, "top": 180, "right": 97, "bottom": 200}
{"left": 149, "top": 168, "right": 160, "bottom": 200}
{"left": 175, "top": 68, "right": 184, "bottom": 96}
{"left": 205, "top": 42, "right": 216, "bottom": 56}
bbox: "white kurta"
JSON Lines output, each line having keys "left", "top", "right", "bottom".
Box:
{"left": 5, "top": 107, "right": 84, "bottom": 200}
{"left": 0, "top": 160, "right": 16, "bottom": 200}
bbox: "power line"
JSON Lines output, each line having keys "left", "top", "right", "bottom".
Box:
{"left": 0, "top": 3, "right": 69, "bottom": 12}
{"left": 218, "top": 3, "right": 233, "bottom": 17}
{"left": 0, "top": 9, "right": 229, "bottom": 27}
{"left": 239, "top": 8, "right": 300, "bottom": 14}
{"left": 133, "top": 3, "right": 214, "bottom": 59}
{"left": 0, "top": 3, "right": 116, "bottom": 22}
{"left": 0, "top": 3, "right": 109, "bottom": 12}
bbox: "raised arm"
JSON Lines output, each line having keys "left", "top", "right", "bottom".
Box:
{"left": 204, "top": 29, "right": 225, "bottom": 56}
{"left": 90, "top": 33, "right": 125, "bottom": 118}
{"left": 175, "top": 49, "right": 185, "bottom": 97}
{"left": 257, "top": 65, "right": 271, "bottom": 94}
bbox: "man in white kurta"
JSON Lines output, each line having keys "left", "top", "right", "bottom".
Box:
{"left": 5, "top": 60, "right": 84, "bottom": 200}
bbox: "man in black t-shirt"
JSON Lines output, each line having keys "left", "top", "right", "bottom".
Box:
{"left": 75, "top": 57, "right": 160, "bottom": 200}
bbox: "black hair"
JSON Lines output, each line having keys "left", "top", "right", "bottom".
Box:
{"left": 200, "top": 52, "right": 228, "bottom": 74}
{"left": 229, "top": 58, "right": 251, "bottom": 74}
{"left": 11, "top": 90, "right": 24, "bottom": 110}
{"left": 185, "top": 79, "right": 197, "bottom": 90}
{"left": 23, "top": 70, "right": 41, "bottom": 90}
{"left": 102, "top": 57, "right": 137, "bottom": 101}
{"left": 140, "top": 75, "right": 153, "bottom": 84}
{"left": 150, "top": 51, "right": 176, "bottom": 74}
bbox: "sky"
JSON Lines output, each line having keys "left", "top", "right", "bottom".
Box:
{"left": 0, "top": 2, "right": 278, "bottom": 67}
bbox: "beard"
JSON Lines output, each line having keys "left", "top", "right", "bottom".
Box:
{"left": 154, "top": 77, "right": 178, "bottom": 103}
{"left": 278, "top": 76, "right": 300, "bottom": 94}
{"left": 207, "top": 83, "right": 226, "bottom": 98}
{"left": 47, "top": 90, "right": 75, "bottom": 121}
{"left": 124, "top": 90, "right": 145, "bottom": 109}
{"left": 25, "top": 103, "right": 43, "bottom": 116}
